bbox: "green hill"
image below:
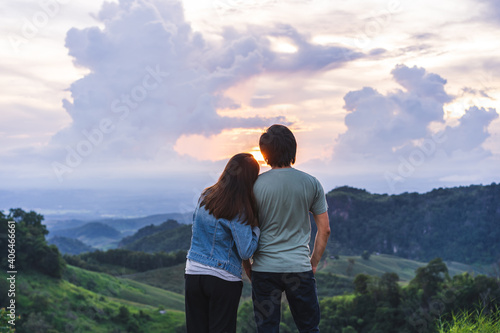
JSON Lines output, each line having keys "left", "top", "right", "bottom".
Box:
{"left": 2, "top": 265, "right": 185, "bottom": 332}
{"left": 121, "top": 255, "right": 490, "bottom": 302}
{"left": 318, "top": 254, "right": 489, "bottom": 283}
{"left": 122, "top": 263, "right": 187, "bottom": 295}
{"left": 0, "top": 208, "right": 186, "bottom": 332}
{"left": 323, "top": 183, "right": 500, "bottom": 264}
{"left": 120, "top": 223, "right": 192, "bottom": 253}
{"left": 119, "top": 219, "right": 184, "bottom": 248}
{"left": 63, "top": 265, "right": 184, "bottom": 311}
{"left": 118, "top": 183, "right": 499, "bottom": 266}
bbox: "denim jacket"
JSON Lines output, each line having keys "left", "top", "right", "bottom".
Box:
{"left": 187, "top": 204, "right": 260, "bottom": 278}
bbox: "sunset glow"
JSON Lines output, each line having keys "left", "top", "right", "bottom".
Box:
{"left": 250, "top": 148, "right": 266, "bottom": 166}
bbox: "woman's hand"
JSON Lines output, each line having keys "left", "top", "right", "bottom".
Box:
{"left": 242, "top": 259, "right": 252, "bottom": 282}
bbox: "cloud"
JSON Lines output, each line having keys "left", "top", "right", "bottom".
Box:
{"left": 333, "top": 64, "right": 498, "bottom": 164}
{"left": 263, "top": 24, "right": 363, "bottom": 71}
{"left": 481, "top": 0, "right": 500, "bottom": 24}
{"left": 50, "top": 0, "right": 359, "bottom": 164}
{"left": 439, "top": 106, "right": 498, "bottom": 155}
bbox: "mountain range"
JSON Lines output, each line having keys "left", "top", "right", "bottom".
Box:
{"left": 47, "top": 183, "right": 499, "bottom": 266}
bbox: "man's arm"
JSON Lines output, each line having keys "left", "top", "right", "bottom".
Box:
{"left": 310, "top": 211, "right": 331, "bottom": 274}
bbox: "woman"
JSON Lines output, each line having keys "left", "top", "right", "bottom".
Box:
{"left": 185, "top": 153, "right": 260, "bottom": 333}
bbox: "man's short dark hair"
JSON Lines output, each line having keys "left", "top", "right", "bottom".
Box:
{"left": 259, "top": 124, "right": 297, "bottom": 167}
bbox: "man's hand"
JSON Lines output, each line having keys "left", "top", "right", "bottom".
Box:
{"left": 310, "top": 211, "right": 330, "bottom": 274}
{"left": 243, "top": 259, "right": 252, "bottom": 281}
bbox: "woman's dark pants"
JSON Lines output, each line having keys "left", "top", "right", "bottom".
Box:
{"left": 185, "top": 274, "right": 243, "bottom": 333}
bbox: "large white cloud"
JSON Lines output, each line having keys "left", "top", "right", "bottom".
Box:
{"left": 335, "top": 65, "right": 455, "bottom": 160}
{"left": 50, "top": 0, "right": 359, "bottom": 165}
{"left": 327, "top": 64, "right": 499, "bottom": 192}
{"left": 439, "top": 106, "right": 498, "bottom": 156}
{"left": 336, "top": 65, "right": 499, "bottom": 159}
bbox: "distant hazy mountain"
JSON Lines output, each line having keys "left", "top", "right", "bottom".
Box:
{"left": 48, "top": 236, "right": 96, "bottom": 255}
{"left": 117, "top": 183, "right": 500, "bottom": 265}
{"left": 119, "top": 219, "right": 184, "bottom": 247}
{"left": 49, "top": 222, "right": 122, "bottom": 248}
{"left": 96, "top": 212, "right": 193, "bottom": 234}
{"left": 43, "top": 183, "right": 500, "bottom": 265}
{"left": 46, "top": 212, "right": 193, "bottom": 235}
{"left": 119, "top": 220, "right": 192, "bottom": 253}
{"left": 50, "top": 222, "right": 121, "bottom": 238}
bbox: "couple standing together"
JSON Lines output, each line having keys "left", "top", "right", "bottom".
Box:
{"left": 185, "top": 124, "right": 331, "bottom": 333}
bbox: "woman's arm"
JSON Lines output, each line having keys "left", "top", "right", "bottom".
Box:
{"left": 230, "top": 220, "right": 260, "bottom": 260}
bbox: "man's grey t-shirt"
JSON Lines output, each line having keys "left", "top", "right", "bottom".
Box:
{"left": 252, "top": 168, "right": 328, "bottom": 273}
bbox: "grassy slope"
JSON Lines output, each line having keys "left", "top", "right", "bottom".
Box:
{"left": 63, "top": 265, "right": 184, "bottom": 311}
{"left": 122, "top": 263, "right": 187, "bottom": 295}
{"left": 8, "top": 256, "right": 492, "bottom": 331}
{"left": 121, "top": 254, "right": 490, "bottom": 307}
{"left": 122, "top": 263, "right": 255, "bottom": 299}
{"left": 12, "top": 266, "right": 185, "bottom": 332}
{"left": 319, "top": 254, "right": 488, "bottom": 283}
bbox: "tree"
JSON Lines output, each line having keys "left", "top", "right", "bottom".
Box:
{"left": 115, "top": 306, "right": 130, "bottom": 324}
{"left": 237, "top": 300, "right": 257, "bottom": 333}
{"left": 379, "top": 273, "right": 401, "bottom": 307}
{"left": 342, "top": 326, "right": 357, "bottom": 333}
{"left": 20, "top": 312, "right": 54, "bottom": 333}
{"left": 353, "top": 274, "right": 370, "bottom": 295}
{"left": 410, "top": 258, "right": 449, "bottom": 302}
{"left": 346, "top": 258, "right": 356, "bottom": 277}
{"left": 38, "top": 244, "right": 66, "bottom": 278}
{"left": 1, "top": 208, "right": 65, "bottom": 278}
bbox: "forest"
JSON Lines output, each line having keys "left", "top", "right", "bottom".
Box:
{"left": 322, "top": 183, "right": 500, "bottom": 264}
{"left": 236, "top": 258, "right": 500, "bottom": 333}
{"left": 1, "top": 181, "right": 500, "bottom": 332}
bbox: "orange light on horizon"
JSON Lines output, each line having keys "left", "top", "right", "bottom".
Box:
{"left": 250, "top": 147, "right": 267, "bottom": 166}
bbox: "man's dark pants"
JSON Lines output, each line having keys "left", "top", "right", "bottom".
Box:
{"left": 252, "top": 270, "right": 320, "bottom": 333}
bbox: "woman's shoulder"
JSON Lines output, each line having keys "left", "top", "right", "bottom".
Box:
{"left": 193, "top": 204, "right": 216, "bottom": 223}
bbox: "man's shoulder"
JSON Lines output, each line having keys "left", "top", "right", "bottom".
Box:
{"left": 290, "top": 168, "right": 317, "bottom": 179}
{"left": 256, "top": 167, "right": 315, "bottom": 177}
{"left": 255, "top": 168, "right": 320, "bottom": 187}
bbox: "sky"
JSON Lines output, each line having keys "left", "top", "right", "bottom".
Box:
{"left": 1, "top": 0, "right": 499, "bottom": 218}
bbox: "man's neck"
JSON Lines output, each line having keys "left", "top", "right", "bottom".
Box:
{"left": 271, "top": 165, "right": 292, "bottom": 169}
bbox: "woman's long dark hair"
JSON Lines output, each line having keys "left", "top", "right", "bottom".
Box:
{"left": 200, "top": 153, "right": 259, "bottom": 227}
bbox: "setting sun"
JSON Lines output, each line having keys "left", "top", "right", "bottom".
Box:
{"left": 250, "top": 147, "right": 266, "bottom": 165}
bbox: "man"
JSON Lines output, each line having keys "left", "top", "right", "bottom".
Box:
{"left": 245, "top": 124, "right": 330, "bottom": 332}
